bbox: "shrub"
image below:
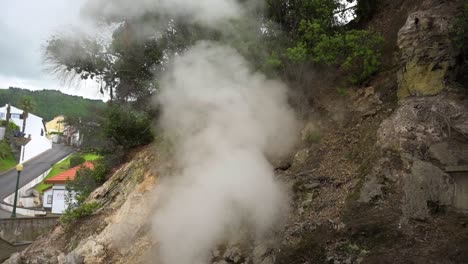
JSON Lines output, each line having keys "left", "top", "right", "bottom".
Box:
{"left": 305, "top": 130, "right": 321, "bottom": 144}
{"left": 312, "top": 30, "right": 384, "bottom": 84}
{"left": 66, "top": 160, "right": 109, "bottom": 204}
{"left": 103, "top": 105, "right": 154, "bottom": 150}
{"left": 69, "top": 154, "right": 85, "bottom": 168}
{"left": 287, "top": 42, "right": 309, "bottom": 63}
{"left": 0, "top": 140, "right": 14, "bottom": 160}
{"left": 61, "top": 202, "right": 101, "bottom": 225}
{"left": 0, "top": 120, "right": 20, "bottom": 132}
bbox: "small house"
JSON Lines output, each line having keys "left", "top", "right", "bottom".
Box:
{"left": 46, "top": 115, "right": 65, "bottom": 143}
{"left": 43, "top": 162, "right": 94, "bottom": 214}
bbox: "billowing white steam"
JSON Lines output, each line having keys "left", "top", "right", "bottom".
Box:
{"left": 80, "top": 0, "right": 298, "bottom": 262}
{"left": 83, "top": 0, "right": 248, "bottom": 28}
{"left": 153, "top": 42, "right": 298, "bottom": 264}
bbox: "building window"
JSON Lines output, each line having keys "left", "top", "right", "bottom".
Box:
{"left": 10, "top": 113, "right": 21, "bottom": 119}
{"left": 41, "top": 129, "right": 44, "bottom": 136}
{"left": 0, "top": 113, "right": 4, "bottom": 119}
{"left": 47, "top": 195, "right": 52, "bottom": 204}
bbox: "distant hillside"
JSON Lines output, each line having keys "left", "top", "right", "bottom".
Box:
{"left": 0, "top": 87, "right": 106, "bottom": 121}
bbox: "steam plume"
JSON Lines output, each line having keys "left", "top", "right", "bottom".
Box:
{"left": 153, "top": 42, "right": 298, "bottom": 264}
{"left": 79, "top": 0, "right": 298, "bottom": 262}
{"left": 82, "top": 0, "right": 251, "bottom": 28}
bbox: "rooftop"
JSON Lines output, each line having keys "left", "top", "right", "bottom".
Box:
{"left": 44, "top": 162, "right": 94, "bottom": 184}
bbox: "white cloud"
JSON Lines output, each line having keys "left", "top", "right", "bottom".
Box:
{"left": 0, "top": 0, "right": 105, "bottom": 99}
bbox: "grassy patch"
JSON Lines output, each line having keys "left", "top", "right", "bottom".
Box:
{"left": 0, "top": 140, "right": 17, "bottom": 172}
{"left": 305, "top": 130, "right": 321, "bottom": 144}
{"left": 35, "top": 152, "right": 101, "bottom": 193}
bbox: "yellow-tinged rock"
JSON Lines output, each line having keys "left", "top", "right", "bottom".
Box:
{"left": 398, "top": 59, "right": 448, "bottom": 99}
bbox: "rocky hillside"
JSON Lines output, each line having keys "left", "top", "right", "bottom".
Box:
{"left": 5, "top": 0, "right": 468, "bottom": 264}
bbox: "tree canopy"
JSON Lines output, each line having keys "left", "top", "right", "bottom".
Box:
{"left": 44, "top": 0, "right": 384, "bottom": 108}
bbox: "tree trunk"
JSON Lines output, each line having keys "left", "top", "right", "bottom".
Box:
{"left": 22, "top": 116, "right": 26, "bottom": 134}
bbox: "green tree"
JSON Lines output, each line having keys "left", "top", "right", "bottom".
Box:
{"left": 312, "top": 30, "right": 384, "bottom": 84}
{"left": 267, "top": 0, "right": 383, "bottom": 84}
{"left": 103, "top": 105, "right": 154, "bottom": 150}
{"left": 19, "top": 97, "right": 35, "bottom": 133}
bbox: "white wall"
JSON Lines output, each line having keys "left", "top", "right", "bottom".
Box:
{"left": 0, "top": 105, "right": 52, "bottom": 163}
{"left": 21, "top": 135, "right": 53, "bottom": 162}
{"left": 49, "top": 185, "right": 76, "bottom": 214}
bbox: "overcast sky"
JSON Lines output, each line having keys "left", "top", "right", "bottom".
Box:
{"left": 0, "top": 0, "right": 105, "bottom": 100}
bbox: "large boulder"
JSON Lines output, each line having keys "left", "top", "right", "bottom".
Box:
{"left": 377, "top": 96, "right": 468, "bottom": 156}
{"left": 401, "top": 159, "right": 454, "bottom": 220}
{"left": 397, "top": 4, "right": 459, "bottom": 99}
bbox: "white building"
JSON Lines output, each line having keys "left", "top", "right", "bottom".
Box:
{"left": 0, "top": 104, "right": 52, "bottom": 163}
{"left": 43, "top": 162, "right": 93, "bottom": 214}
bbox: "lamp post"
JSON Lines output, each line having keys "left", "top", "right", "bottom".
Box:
{"left": 11, "top": 163, "right": 23, "bottom": 218}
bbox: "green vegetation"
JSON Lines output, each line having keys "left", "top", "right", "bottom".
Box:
{"left": 103, "top": 105, "right": 154, "bottom": 150}
{"left": 0, "top": 120, "right": 20, "bottom": 132}
{"left": 35, "top": 152, "right": 101, "bottom": 193}
{"left": 281, "top": 1, "right": 384, "bottom": 84}
{"left": 0, "top": 141, "right": 16, "bottom": 172}
{"left": 305, "top": 130, "right": 322, "bottom": 144}
{"left": 0, "top": 87, "right": 105, "bottom": 121}
{"left": 61, "top": 158, "right": 109, "bottom": 225}
{"left": 312, "top": 30, "right": 384, "bottom": 84}
{"left": 60, "top": 202, "right": 101, "bottom": 225}
{"left": 69, "top": 154, "right": 86, "bottom": 168}
{"left": 66, "top": 160, "right": 109, "bottom": 204}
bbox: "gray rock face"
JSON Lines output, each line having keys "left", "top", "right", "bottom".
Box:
{"left": 428, "top": 142, "right": 458, "bottom": 166}
{"left": 401, "top": 159, "right": 454, "bottom": 220}
{"left": 397, "top": 4, "right": 459, "bottom": 98}
{"left": 359, "top": 158, "right": 401, "bottom": 204}
{"left": 377, "top": 96, "right": 468, "bottom": 157}
{"left": 374, "top": 95, "right": 468, "bottom": 219}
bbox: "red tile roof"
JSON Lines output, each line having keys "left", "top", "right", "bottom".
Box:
{"left": 45, "top": 162, "right": 94, "bottom": 184}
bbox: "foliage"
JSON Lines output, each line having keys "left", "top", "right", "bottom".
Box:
{"left": 0, "top": 140, "right": 16, "bottom": 172}
{"left": 60, "top": 202, "right": 101, "bottom": 225}
{"left": 0, "top": 87, "right": 105, "bottom": 121}
{"left": 305, "top": 130, "right": 321, "bottom": 144}
{"left": 312, "top": 30, "right": 384, "bottom": 84}
{"left": 44, "top": 17, "right": 208, "bottom": 107}
{"left": 267, "top": 0, "right": 383, "bottom": 84}
{"left": 286, "top": 42, "right": 309, "bottom": 63}
{"left": 103, "top": 105, "right": 154, "bottom": 150}
{"left": 18, "top": 96, "right": 35, "bottom": 117}
{"left": 336, "top": 86, "right": 349, "bottom": 96}
{"left": 44, "top": 0, "right": 383, "bottom": 107}
{"left": 66, "top": 159, "right": 109, "bottom": 204}
{"left": 0, "top": 120, "right": 20, "bottom": 132}
{"left": 69, "top": 154, "right": 86, "bottom": 168}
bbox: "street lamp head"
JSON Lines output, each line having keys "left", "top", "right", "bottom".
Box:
{"left": 16, "top": 163, "right": 23, "bottom": 172}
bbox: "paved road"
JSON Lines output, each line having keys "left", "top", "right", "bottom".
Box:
{"left": 0, "top": 144, "right": 75, "bottom": 215}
